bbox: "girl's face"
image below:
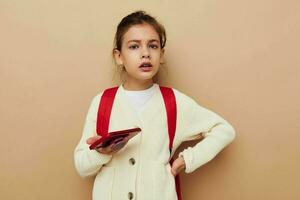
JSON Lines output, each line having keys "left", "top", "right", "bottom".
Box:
{"left": 114, "top": 23, "right": 164, "bottom": 86}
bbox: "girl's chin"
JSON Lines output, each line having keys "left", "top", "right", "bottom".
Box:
{"left": 134, "top": 71, "right": 157, "bottom": 80}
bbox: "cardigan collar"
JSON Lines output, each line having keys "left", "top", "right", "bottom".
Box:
{"left": 115, "top": 83, "right": 164, "bottom": 130}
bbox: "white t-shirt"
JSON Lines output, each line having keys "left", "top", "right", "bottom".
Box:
{"left": 122, "top": 83, "right": 157, "bottom": 117}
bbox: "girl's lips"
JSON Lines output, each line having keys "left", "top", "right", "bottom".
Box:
{"left": 139, "top": 62, "right": 153, "bottom": 72}
{"left": 139, "top": 62, "right": 152, "bottom": 67}
{"left": 140, "top": 66, "right": 152, "bottom": 72}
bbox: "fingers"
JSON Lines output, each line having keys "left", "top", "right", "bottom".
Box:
{"left": 86, "top": 135, "right": 101, "bottom": 145}
{"left": 171, "top": 158, "right": 186, "bottom": 177}
{"left": 111, "top": 140, "right": 126, "bottom": 151}
{"left": 96, "top": 138, "right": 128, "bottom": 154}
{"left": 96, "top": 146, "right": 111, "bottom": 154}
{"left": 96, "top": 143, "right": 118, "bottom": 154}
{"left": 171, "top": 168, "right": 176, "bottom": 176}
{"left": 123, "top": 136, "right": 130, "bottom": 143}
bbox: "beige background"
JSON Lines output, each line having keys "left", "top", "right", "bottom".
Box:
{"left": 1, "top": 0, "right": 299, "bottom": 199}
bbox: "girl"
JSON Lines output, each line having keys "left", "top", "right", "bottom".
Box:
{"left": 74, "top": 10, "right": 236, "bottom": 200}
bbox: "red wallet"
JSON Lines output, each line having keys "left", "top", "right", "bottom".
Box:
{"left": 89, "top": 127, "right": 141, "bottom": 150}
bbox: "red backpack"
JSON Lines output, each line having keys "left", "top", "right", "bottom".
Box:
{"left": 96, "top": 85, "right": 182, "bottom": 200}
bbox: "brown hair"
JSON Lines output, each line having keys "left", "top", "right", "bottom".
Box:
{"left": 112, "top": 10, "right": 167, "bottom": 83}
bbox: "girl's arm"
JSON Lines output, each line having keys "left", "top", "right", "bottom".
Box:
{"left": 74, "top": 93, "right": 113, "bottom": 177}
{"left": 173, "top": 89, "right": 236, "bottom": 174}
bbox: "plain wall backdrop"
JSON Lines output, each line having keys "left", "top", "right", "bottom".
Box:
{"left": 1, "top": 0, "right": 299, "bottom": 199}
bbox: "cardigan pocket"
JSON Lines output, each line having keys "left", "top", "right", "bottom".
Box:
{"left": 92, "top": 166, "right": 115, "bottom": 200}
{"left": 153, "top": 163, "right": 177, "bottom": 200}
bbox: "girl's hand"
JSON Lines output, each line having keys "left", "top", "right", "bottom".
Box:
{"left": 171, "top": 156, "right": 186, "bottom": 177}
{"left": 86, "top": 135, "right": 130, "bottom": 155}
{"left": 86, "top": 135, "right": 101, "bottom": 145}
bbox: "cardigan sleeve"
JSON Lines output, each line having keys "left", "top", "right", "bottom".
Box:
{"left": 173, "top": 89, "right": 236, "bottom": 174}
{"left": 74, "top": 92, "right": 113, "bottom": 178}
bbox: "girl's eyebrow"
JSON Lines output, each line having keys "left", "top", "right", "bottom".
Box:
{"left": 127, "top": 39, "right": 159, "bottom": 44}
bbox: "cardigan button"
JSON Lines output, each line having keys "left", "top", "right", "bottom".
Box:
{"left": 128, "top": 192, "right": 134, "bottom": 199}
{"left": 129, "top": 158, "right": 135, "bottom": 165}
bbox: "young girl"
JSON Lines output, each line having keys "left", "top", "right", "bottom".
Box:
{"left": 74, "top": 10, "right": 236, "bottom": 200}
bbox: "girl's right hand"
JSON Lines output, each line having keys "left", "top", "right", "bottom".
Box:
{"left": 86, "top": 135, "right": 130, "bottom": 155}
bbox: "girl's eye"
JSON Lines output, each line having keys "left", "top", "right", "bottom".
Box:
{"left": 149, "top": 44, "right": 158, "bottom": 49}
{"left": 129, "top": 45, "right": 138, "bottom": 49}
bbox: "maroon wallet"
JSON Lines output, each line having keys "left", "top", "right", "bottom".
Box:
{"left": 89, "top": 127, "right": 141, "bottom": 150}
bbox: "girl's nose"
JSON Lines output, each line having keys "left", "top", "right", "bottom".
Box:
{"left": 142, "top": 54, "right": 150, "bottom": 58}
{"left": 141, "top": 46, "right": 150, "bottom": 59}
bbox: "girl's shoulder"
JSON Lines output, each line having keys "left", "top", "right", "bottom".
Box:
{"left": 88, "top": 84, "right": 120, "bottom": 108}
{"left": 158, "top": 84, "right": 202, "bottom": 112}
{"left": 91, "top": 91, "right": 104, "bottom": 101}
{"left": 166, "top": 86, "right": 199, "bottom": 106}
{"left": 87, "top": 90, "right": 105, "bottom": 111}
{"left": 89, "top": 85, "right": 119, "bottom": 103}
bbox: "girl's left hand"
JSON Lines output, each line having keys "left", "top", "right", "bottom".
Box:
{"left": 171, "top": 156, "right": 186, "bottom": 177}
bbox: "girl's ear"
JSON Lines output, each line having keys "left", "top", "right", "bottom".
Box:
{"left": 113, "top": 49, "right": 123, "bottom": 66}
{"left": 160, "top": 48, "right": 165, "bottom": 64}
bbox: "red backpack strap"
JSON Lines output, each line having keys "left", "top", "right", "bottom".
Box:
{"left": 96, "top": 86, "right": 119, "bottom": 137}
{"left": 159, "top": 86, "right": 182, "bottom": 200}
{"left": 159, "top": 86, "right": 177, "bottom": 151}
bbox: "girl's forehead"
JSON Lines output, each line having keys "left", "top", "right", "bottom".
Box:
{"left": 123, "top": 24, "right": 159, "bottom": 42}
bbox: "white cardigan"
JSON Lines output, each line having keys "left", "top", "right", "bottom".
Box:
{"left": 74, "top": 83, "right": 236, "bottom": 200}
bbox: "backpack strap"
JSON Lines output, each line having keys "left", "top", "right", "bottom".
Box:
{"left": 159, "top": 86, "right": 182, "bottom": 200}
{"left": 159, "top": 86, "right": 177, "bottom": 152}
{"left": 96, "top": 86, "right": 119, "bottom": 137}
